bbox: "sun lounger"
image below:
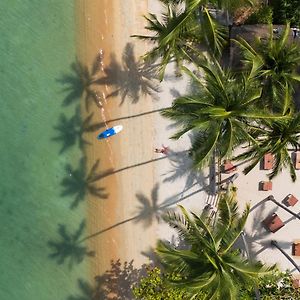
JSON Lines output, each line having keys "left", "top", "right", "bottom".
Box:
{"left": 260, "top": 181, "right": 272, "bottom": 191}
{"left": 294, "top": 152, "right": 300, "bottom": 170}
{"left": 293, "top": 240, "right": 300, "bottom": 256}
{"left": 222, "top": 160, "right": 236, "bottom": 174}
{"left": 263, "top": 153, "right": 274, "bottom": 170}
{"left": 284, "top": 194, "right": 298, "bottom": 207}
{"left": 262, "top": 213, "right": 284, "bottom": 233}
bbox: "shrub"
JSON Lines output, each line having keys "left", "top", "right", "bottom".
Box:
{"left": 270, "top": 0, "right": 300, "bottom": 27}
{"left": 132, "top": 266, "right": 204, "bottom": 300}
{"left": 245, "top": 6, "right": 273, "bottom": 24}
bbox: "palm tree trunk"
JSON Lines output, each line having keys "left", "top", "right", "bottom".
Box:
{"left": 271, "top": 240, "right": 300, "bottom": 272}
{"left": 268, "top": 195, "right": 300, "bottom": 220}
{"left": 211, "top": 149, "right": 217, "bottom": 194}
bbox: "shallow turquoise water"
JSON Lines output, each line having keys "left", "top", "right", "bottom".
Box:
{"left": 0, "top": 1, "right": 90, "bottom": 299}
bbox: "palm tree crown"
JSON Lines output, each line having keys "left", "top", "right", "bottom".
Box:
{"left": 157, "top": 192, "right": 274, "bottom": 299}
{"left": 236, "top": 24, "right": 300, "bottom": 113}
{"left": 234, "top": 113, "right": 300, "bottom": 181}
{"left": 161, "top": 60, "right": 279, "bottom": 168}
{"left": 132, "top": 1, "right": 227, "bottom": 80}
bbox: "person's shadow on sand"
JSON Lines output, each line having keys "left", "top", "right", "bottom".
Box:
{"left": 60, "top": 157, "right": 110, "bottom": 209}
{"left": 67, "top": 259, "right": 147, "bottom": 300}
{"left": 95, "top": 43, "right": 161, "bottom": 105}
{"left": 48, "top": 220, "right": 95, "bottom": 270}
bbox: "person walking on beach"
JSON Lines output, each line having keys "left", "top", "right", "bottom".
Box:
{"left": 155, "top": 145, "right": 169, "bottom": 155}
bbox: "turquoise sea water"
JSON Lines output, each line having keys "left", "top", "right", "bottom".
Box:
{"left": 0, "top": 1, "right": 90, "bottom": 299}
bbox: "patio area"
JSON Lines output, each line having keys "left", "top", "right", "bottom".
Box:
{"left": 220, "top": 151, "right": 300, "bottom": 274}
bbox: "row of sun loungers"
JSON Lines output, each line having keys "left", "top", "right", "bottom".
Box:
{"left": 222, "top": 152, "right": 300, "bottom": 174}
{"left": 263, "top": 152, "right": 300, "bottom": 170}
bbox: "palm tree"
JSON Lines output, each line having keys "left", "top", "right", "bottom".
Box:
{"left": 233, "top": 113, "right": 300, "bottom": 181}
{"left": 161, "top": 60, "right": 281, "bottom": 169}
{"left": 156, "top": 192, "right": 274, "bottom": 299}
{"left": 235, "top": 24, "right": 300, "bottom": 113}
{"left": 132, "top": 1, "right": 227, "bottom": 80}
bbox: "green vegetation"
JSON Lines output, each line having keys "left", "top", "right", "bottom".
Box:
{"left": 133, "top": 267, "right": 300, "bottom": 299}
{"left": 132, "top": 0, "right": 243, "bottom": 79}
{"left": 245, "top": 6, "right": 273, "bottom": 24}
{"left": 236, "top": 24, "right": 300, "bottom": 113}
{"left": 270, "top": 0, "right": 300, "bottom": 27}
{"left": 132, "top": 192, "right": 276, "bottom": 299}
{"left": 132, "top": 266, "right": 203, "bottom": 299}
{"left": 240, "top": 270, "right": 300, "bottom": 299}
{"left": 155, "top": 193, "right": 274, "bottom": 299}
{"left": 161, "top": 58, "right": 283, "bottom": 169}
{"left": 234, "top": 114, "right": 300, "bottom": 181}
{"left": 133, "top": 0, "right": 300, "bottom": 298}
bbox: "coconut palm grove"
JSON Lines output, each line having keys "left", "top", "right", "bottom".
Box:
{"left": 132, "top": 0, "right": 300, "bottom": 299}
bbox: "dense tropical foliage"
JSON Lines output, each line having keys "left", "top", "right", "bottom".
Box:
{"left": 161, "top": 58, "right": 287, "bottom": 169}
{"left": 234, "top": 114, "right": 300, "bottom": 181}
{"left": 132, "top": 266, "right": 204, "bottom": 299}
{"left": 236, "top": 24, "right": 300, "bottom": 113}
{"left": 155, "top": 192, "right": 274, "bottom": 299}
{"left": 158, "top": 23, "right": 300, "bottom": 179}
{"left": 132, "top": 0, "right": 300, "bottom": 298}
{"left": 133, "top": 267, "right": 300, "bottom": 299}
{"left": 270, "top": 0, "right": 300, "bottom": 27}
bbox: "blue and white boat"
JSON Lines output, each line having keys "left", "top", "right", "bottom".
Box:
{"left": 97, "top": 125, "right": 123, "bottom": 140}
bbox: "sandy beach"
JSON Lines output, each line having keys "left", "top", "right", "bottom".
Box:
{"left": 76, "top": 0, "right": 159, "bottom": 280}
{"left": 75, "top": 1, "right": 211, "bottom": 291}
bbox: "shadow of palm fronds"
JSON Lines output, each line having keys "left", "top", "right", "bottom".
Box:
{"left": 57, "top": 54, "right": 103, "bottom": 111}
{"left": 242, "top": 200, "right": 279, "bottom": 258}
{"left": 52, "top": 106, "right": 93, "bottom": 153}
{"left": 68, "top": 260, "right": 147, "bottom": 300}
{"left": 163, "top": 149, "right": 209, "bottom": 194}
{"left": 134, "top": 183, "right": 165, "bottom": 227}
{"left": 95, "top": 43, "right": 161, "bottom": 105}
{"left": 48, "top": 220, "right": 95, "bottom": 270}
{"left": 61, "top": 157, "right": 108, "bottom": 209}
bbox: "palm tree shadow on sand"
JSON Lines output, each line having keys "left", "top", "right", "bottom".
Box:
{"left": 133, "top": 183, "right": 171, "bottom": 228}
{"left": 235, "top": 198, "right": 288, "bottom": 259}
{"left": 82, "top": 107, "right": 167, "bottom": 133}
{"left": 67, "top": 259, "right": 147, "bottom": 300}
{"left": 52, "top": 106, "right": 94, "bottom": 153}
{"left": 80, "top": 184, "right": 166, "bottom": 242}
{"left": 95, "top": 43, "right": 161, "bottom": 105}
{"left": 80, "top": 178, "right": 205, "bottom": 243}
{"left": 162, "top": 149, "right": 210, "bottom": 195}
{"left": 57, "top": 54, "right": 103, "bottom": 111}
{"left": 61, "top": 157, "right": 111, "bottom": 209}
{"left": 48, "top": 220, "right": 95, "bottom": 270}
